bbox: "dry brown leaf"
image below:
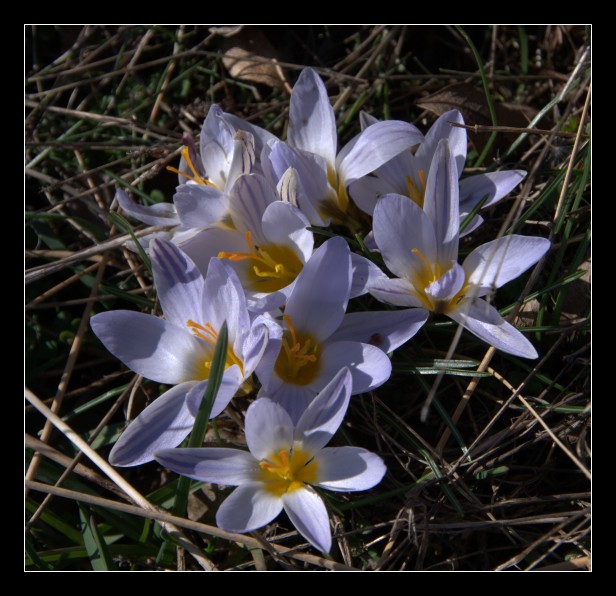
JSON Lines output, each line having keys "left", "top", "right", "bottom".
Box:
{"left": 215, "top": 27, "right": 290, "bottom": 92}
{"left": 514, "top": 298, "right": 541, "bottom": 328}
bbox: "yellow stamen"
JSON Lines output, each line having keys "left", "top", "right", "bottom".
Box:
{"left": 274, "top": 315, "right": 320, "bottom": 385}
{"left": 411, "top": 248, "right": 439, "bottom": 282}
{"left": 283, "top": 315, "right": 317, "bottom": 364}
{"left": 186, "top": 319, "right": 244, "bottom": 378}
{"left": 218, "top": 232, "right": 302, "bottom": 293}
{"left": 409, "top": 248, "right": 469, "bottom": 314}
{"left": 166, "top": 146, "right": 217, "bottom": 188}
{"left": 258, "top": 446, "right": 319, "bottom": 497}
{"left": 187, "top": 319, "right": 218, "bottom": 344}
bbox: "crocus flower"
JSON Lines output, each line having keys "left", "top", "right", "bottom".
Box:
{"left": 368, "top": 139, "right": 550, "bottom": 359}
{"left": 115, "top": 105, "right": 275, "bottom": 236}
{"left": 155, "top": 368, "right": 387, "bottom": 553}
{"left": 90, "top": 239, "right": 273, "bottom": 466}
{"left": 350, "top": 110, "right": 526, "bottom": 235}
{"left": 180, "top": 172, "right": 383, "bottom": 313}
{"left": 178, "top": 173, "right": 313, "bottom": 314}
{"left": 171, "top": 106, "right": 258, "bottom": 230}
{"left": 261, "top": 68, "right": 424, "bottom": 226}
{"left": 256, "top": 236, "right": 428, "bottom": 422}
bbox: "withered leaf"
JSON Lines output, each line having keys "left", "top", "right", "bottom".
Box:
{"left": 418, "top": 83, "right": 537, "bottom": 156}
{"left": 215, "top": 26, "right": 290, "bottom": 92}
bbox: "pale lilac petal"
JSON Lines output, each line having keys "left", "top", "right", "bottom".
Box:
{"left": 200, "top": 105, "right": 235, "bottom": 189}
{"left": 331, "top": 309, "right": 428, "bottom": 353}
{"left": 425, "top": 262, "right": 466, "bottom": 303}
{"left": 338, "top": 120, "right": 423, "bottom": 185}
{"left": 201, "top": 259, "right": 250, "bottom": 354}
{"left": 318, "top": 341, "right": 392, "bottom": 394}
{"left": 416, "top": 110, "right": 466, "bottom": 176}
{"left": 179, "top": 228, "right": 247, "bottom": 276}
{"left": 185, "top": 365, "right": 243, "bottom": 418}
{"left": 245, "top": 398, "right": 294, "bottom": 460}
{"left": 423, "top": 139, "right": 459, "bottom": 264}
{"left": 173, "top": 183, "right": 228, "bottom": 228}
{"left": 277, "top": 166, "right": 329, "bottom": 227}
{"left": 253, "top": 315, "right": 283, "bottom": 392}
{"left": 285, "top": 237, "right": 351, "bottom": 342}
{"left": 288, "top": 68, "right": 337, "bottom": 168}
{"left": 150, "top": 238, "right": 204, "bottom": 328}
{"left": 226, "top": 130, "right": 256, "bottom": 188}
{"left": 91, "top": 311, "right": 202, "bottom": 384}
{"left": 368, "top": 277, "right": 426, "bottom": 308}
{"left": 243, "top": 314, "right": 277, "bottom": 375}
{"left": 373, "top": 194, "right": 437, "bottom": 279}
{"left": 265, "top": 383, "right": 316, "bottom": 426}
{"left": 348, "top": 175, "right": 391, "bottom": 215}
{"left": 109, "top": 383, "right": 194, "bottom": 467}
{"left": 154, "top": 448, "right": 258, "bottom": 485}
{"left": 217, "top": 484, "right": 283, "bottom": 533}
{"left": 246, "top": 290, "right": 288, "bottom": 314}
{"left": 363, "top": 231, "right": 378, "bottom": 251}
{"left": 359, "top": 110, "right": 379, "bottom": 130}
{"left": 261, "top": 201, "right": 313, "bottom": 262}
{"left": 220, "top": 111, "right": 278, "bottom": 155}
{"left": 459, "top": 214, "right": 484, "bottom": 237}
{"left": 449, "top": 299, "right": 538, "bottom": 358}
{"left": 282, "top": 487, "right": 331, "bottom": 553}
{"left": 227, "top": 173, "right": 275, "bottom": 244}
{"left": 295, "top": 368, "right": 352, "bottom": 453}
{"left": 459, "top": 170, "right": 526, "bottom": 211}
{"left": 350, "top": 253, "right": 388, "bottom": 298}
{"left": 266, "top": 141, "right": 332, "bottom": 221}
{"left": 116, "top": 188, "right": 179, "bottom": 226}
{"left": 371, "top": 150, "right": 415, "bottom": 195}
{"left": 463, "top": 236, "right": 551, "bottom": 296}
{"left": 315, "top": 447, "right": 386, "bottom": 492}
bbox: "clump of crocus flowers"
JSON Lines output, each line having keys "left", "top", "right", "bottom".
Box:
{"left": 92, "top": 68, "right": 550, "bottom": 553}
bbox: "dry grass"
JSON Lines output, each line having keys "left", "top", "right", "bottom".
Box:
{"left": 25, "top": 25, "right": 590, "bottom": 571}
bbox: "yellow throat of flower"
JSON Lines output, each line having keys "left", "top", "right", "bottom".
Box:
{"left": 274, "top": 314, "right": 321, "bottom": 386}
{"left": 218, "top": 232, "right": 303, "bottom": 293}
{"left": 405, "top": 170, "right": 426, "bottom": 208}
{"left": 186, "top": 319, "right": 244, "bottom": 379}
{"left": 410, "top": 248, "right": 468, "bottom": 314}
{"left": 258, "top": 445, "right": 318, "bottom": 497}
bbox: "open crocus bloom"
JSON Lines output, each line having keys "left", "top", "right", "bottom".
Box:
{"left": 90, "top": 239, "right": 273, "bottom": 466}
{"left": 368, "top": 139, "right": 550, "bottom": 359}
{"left": 178, "top": 173, "right": 313, "bottom": 314}
{"left": 155, "top": 368, "right": 387, "bottom": 553}
{"left": 180, "top": 172, "right": 383, "bottom": 313}
{"left": 261, "top": 68, "right": 424, "bottom": 226}
{"left": 350, "top": 110, "right": 526, "bottom": 235}
{"left": 171, "top": 105, "right": 260, "bottom": 230}
{"left": 256, "top": 236, "right": 428, "bottom": 422}
{"left": 115, "top": 105, "right": 273, "bottom": 236}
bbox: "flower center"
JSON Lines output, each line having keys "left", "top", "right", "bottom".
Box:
{"left": 186, "top": 320, "right": 244, "bottom": 380}
{"left": 167, "top": 146, "right": 218, "bottom": 188}
{"left": 405, "top": 170, "right": 426, "bottom": 208}
{"left": 273, "top": 315, "right": 320, "bottom": 386}
{"left": 258, "top": 445, "right": 318, "bottom": 497}
{"left": 218, "top": 232, "right": 303, "bottom": 293}
{"left": 410, "top": 248, "right": 468, "bottom": 314}
{"left": 327, "top": 165, "right": 349, "bottom": 213}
